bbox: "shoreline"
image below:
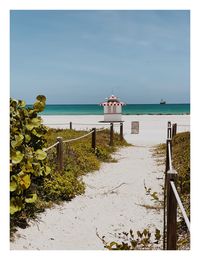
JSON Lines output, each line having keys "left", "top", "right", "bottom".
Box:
{"left": 40, "top": 113, "right": 190, "bottom": 116}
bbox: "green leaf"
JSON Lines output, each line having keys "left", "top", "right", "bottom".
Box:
{"left": 11, "top": 134, "right": 24, "bottom": 148}
{"left": 130, "top": 229, "right": 134, "bottom": 238}
{"left": 25, "top": 193, "right": 37, "bottom": 203}
{"left": 10, "top": 99, "right": 18, "bottom": 108}
{"left": 17, "top": 172, "right": 31, "bottom": 189}
{"left": 143, "top": 229, "right": 148, "bottom": 237}
{"left": 137, "top": 231, "right": 142, "bottom": 238}
{"left": 26, "top": 118, "right": 41, "bottom": 130}
{"left": 18, "top": 100, "right": 26, "bottom": 107}
{"left": 10, "top": 197, "right": 23, "bottom": 215}
{"left": 10, "top": 204, "right": 21, "bottom": 215}
{"left": 10, "top": 180, "right": 17, "bottom": 192}
{"left": 36, "top": 95, "right": 46, "bottom": 103}
{"left": 45, "top": 165, "right": 51, "bottom": 175}
{"left": 155, "top": 229, "right": 161, "bottom": 241}
{"left": 151, "top": 192, "right": 159, "bottom": 201}
{"left": 25, "top": 134, "right": 31, "bottom": 143}
{"left": 32, "top": 129, "right": 43, "bottom": 137}
{"left": 11, "top": 151, "right": 24, "bottom": 164}
{"left": 109, "top": 241, "right": 118, "bottom": 248}
{"left": 22, "top": 162, "right": 34, "bottom": 173}
{"left": 131, "top": 240, "right": 137, "bottom": 249}
{"left": 33, "top": 100, "right": 45, "bottom": 112}
{"left": 35, "top": 149, "right": 47, "bottom": 160}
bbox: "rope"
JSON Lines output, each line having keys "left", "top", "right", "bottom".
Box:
{"left": 45, "top": 122, "right": 122, "bottom": 127}
{"left": 163, "top": 173, "right": 167, "bottom": 250}
{"left": 168, "top": 142, "right": 173, "bottom": 170}
{"left": 63, "top": 130, "right": 94, "bottom": 143}
{"left": 45, "top": 123, "right": 69, "bottom": 125}
{"left": 170, "top": 181, "right": 190, "bottom": 232}
{"left": 44, "top": 141, "right": 59, "bottom": 152}
{"left": 96, "top": 128, "right": 109, "bottom": 132}
{"left": 72, "top": 123, "right": 111, "bottom": 126}
{"left": 178, "top": 125, "right": 190, "bottom": 127}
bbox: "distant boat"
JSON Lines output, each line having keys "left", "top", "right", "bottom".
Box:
{"left": 160, "top": 99, "right": 166, "bottom": 104}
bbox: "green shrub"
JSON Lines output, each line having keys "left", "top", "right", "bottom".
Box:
{"left": 42, "top": 170, "right": 85, "bottom": 201}
{"left": 10, "top": 98, "right": 130, "bottom": 233}
{"left": 95, "top": 147, "right": 113, "bottom": 161}
{"left": 172, "top": 131, "right": 190, "bottom": 243}
{"left": 10, "top": 95, "right": 50, "bottom": 216}
{"left": 172, "top": 132, "right": 190, "bottom": 194}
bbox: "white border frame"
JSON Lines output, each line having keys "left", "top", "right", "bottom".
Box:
{"left": 0, "top": 1, "right": 199, "bottom": 259}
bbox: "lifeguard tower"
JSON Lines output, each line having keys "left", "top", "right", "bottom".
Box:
{"left": 100, "top": 94, "right": 125, "bottom": 122}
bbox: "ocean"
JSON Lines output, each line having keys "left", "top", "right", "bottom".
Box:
{"left": 31, "top": 104, "right": 190, "bottom": 115}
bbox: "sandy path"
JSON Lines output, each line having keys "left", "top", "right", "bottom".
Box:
{"left": 10, "top": 115, "right": 189, "bottom": 250}
{"left": 11, "top": 145, "right": 164, "bottom": 250}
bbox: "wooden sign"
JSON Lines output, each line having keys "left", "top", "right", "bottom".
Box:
{"left": 131, "top": 121, "right": 139, "bottom": 134}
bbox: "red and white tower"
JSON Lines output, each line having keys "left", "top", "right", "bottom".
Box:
{"left": 100, "top": 95, "right": 125, "bottom": 122}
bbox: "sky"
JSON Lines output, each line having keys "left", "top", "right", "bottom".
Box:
{"left": 10, "top": 10, "right": 190, "bottom": 104}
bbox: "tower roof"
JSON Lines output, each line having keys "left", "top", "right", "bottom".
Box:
{"left": 100, "top": 95, "right": 125, "bottom": 106}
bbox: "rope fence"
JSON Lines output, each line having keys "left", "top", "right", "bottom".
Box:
{"left": 163, "top": 121, "right": 190, "bottom": 250}
{"left": 44, "top": 141, "right": 59, "bottom": 152}
{"left": 96, "top": 128, "right": 109, "bottom": 132}
{"left": 45, "top": 122, "right": 118, "bottom": 127}
{"left": 63, "top": 130, "right": 94, "bottom": 143}
{"left": 71, "top": 122, "right": 111, "bottom": 126}
{"left": 45, "top": 123, "right": 68, "bottom": 126}
{"left": 43, "top": 122, "right": 124, "bottom": 171}
{"left": 170, "top": 181, "right": 190, "bottom": 231}
{"left": 177, "top": 124, "right": 190, "bottom": 127}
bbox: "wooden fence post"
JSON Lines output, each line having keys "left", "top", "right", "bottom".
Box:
{"left": 120, "top": 122, "right": 123, "bottom": 141}
{"left": 110, "top": 123, "right": 114, "bottom": 146}
{"left": 164, "top": 136, "right": 172, "bottom": 249}
{"left": 174, "top": 123, "right": 177, "bottom": 136}
{"left": 70, "top": 122, "right": 72, "bottom": 130}
{"left": 167, "top": 169, "right": 178, "bottom": 250}
{"left": 172, "top": 124, "right": 177, "bottom": 138}
{"left": 56, "top": 137, "right": 64, "bottom": 171}
{"left": 172, "top": 124, "right": 175, "bottom": 138}
{"left": 92, "top": 128, "right": 96, "bottom": 150}
{"left": 167, "top": 121, "right": 172, "bottom": 139}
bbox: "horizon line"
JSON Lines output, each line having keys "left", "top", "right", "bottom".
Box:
{"left": 27, "top": 103, "right": 190, "bottom": 106}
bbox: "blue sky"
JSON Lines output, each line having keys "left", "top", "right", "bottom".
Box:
{"left": 10, "top": 10, "right": 190, "bottom": 104}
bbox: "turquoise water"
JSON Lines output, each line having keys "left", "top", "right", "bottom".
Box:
{"left": 30, "top": 104, "right": 190, "bottom": 115}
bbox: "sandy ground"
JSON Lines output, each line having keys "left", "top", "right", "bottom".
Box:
{"left": 10, "top": 115, "right": 190, "bottom": 250}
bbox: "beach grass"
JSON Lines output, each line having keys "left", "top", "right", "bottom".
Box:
{"left": 153, "top": 132, "right": 190, "bottom": 249}
{"left": 172, "top": 132, "right": 190, "bottom": 249}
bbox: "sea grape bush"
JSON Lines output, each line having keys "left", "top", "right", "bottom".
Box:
{"left": 10, "top": 95, "right": 51, "bottom": 215}
{"left": 10, "top": 100, "right": 130, "bottom": 232}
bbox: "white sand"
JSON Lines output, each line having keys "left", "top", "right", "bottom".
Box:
{"left": 11, "top": 115, "right": 190, "bottom": 250}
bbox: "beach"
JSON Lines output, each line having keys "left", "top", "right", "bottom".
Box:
{"left": 11, "top": 114, "right": 190, "bottom": 250}
{"left": 42, "top": 114, "right": 190, "bottom": 146}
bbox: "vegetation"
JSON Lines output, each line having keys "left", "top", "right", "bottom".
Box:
{"left": 98, "top": 228, "right": 161, "bottom": 250}
{"left": 172, "top": 132, "right": 190, "bottom": 196}
{"left": 153, "top": 132, "right": 190, "bottom": 249}
{"left": 10, "top": 96, "right": 129, "bottom": 234}
{"left": 101, "top": 131, "right": 190, "bottom": 250}
{"left": 10, "top": 96, "right": 50, "bottom": 229}
{"left": 172, "top": 132, "right": 190, "bottom": 249}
